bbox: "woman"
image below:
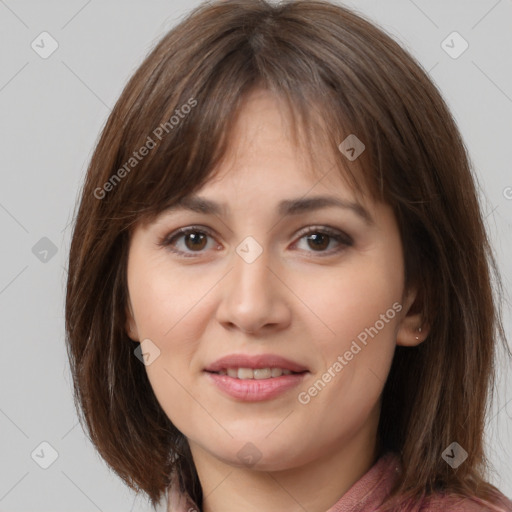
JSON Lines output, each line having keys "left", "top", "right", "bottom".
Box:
{"left": 65, "top": 1, "right": 512, "bottom": 510}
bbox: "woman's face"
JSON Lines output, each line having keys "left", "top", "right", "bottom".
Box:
{"left": 125, "top": 89, "right": 419, "bottom": 472}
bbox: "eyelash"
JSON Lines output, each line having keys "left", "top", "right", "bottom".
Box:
{"left": 157, "top": 225, "right": 354, "bottom": 258}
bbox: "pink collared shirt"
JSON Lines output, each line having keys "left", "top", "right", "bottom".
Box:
{"left": 165, "top": 452, "right": 512, "bottom": 512}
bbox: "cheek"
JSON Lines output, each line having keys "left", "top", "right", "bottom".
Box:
{"left": 144, "top": 359, "right": 210, "bottom": 440}
{"left": 293, "top": 243, "right": 403, "bottom": 414}
{"left": 295, "top": 250, "right": 403, "bottom": 352}
{"left": 126, "top": 253, "right": 205, "bottom": 416}
{"left": 127, "top": 252, "right": 216, "bottom": 344}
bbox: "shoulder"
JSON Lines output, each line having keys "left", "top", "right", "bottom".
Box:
{"left": 420, "top": 492, "right": 512, "bottom": 512}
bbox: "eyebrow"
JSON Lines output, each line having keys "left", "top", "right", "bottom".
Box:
{"left": 164, "top": 195, "right": 374, "bottom": 225}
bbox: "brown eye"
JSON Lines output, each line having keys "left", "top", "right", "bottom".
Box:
{"left": 159, "top": 226, "right": 217, "bottom": 258}
{"left": 305, "top": 232, "right": 330, "bottom": 251}
{"left": 183, "top": 231, "right": 208, "bottom": 251}
{"left": 295, "top": 226, "right": 353, "bottom": 256}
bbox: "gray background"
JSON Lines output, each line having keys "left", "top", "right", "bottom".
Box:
{"left": 1, "top": 0, "right": 511, "bottom": 511}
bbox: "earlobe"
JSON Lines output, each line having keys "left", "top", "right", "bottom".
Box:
{"left": 396, "top": 284, "right": 430, "bottom": 347}
{"left": 396, "top": 323, "right": 428, "bottom": 347}
{"left": 126, "top": 320, "right": 139, "bottom": 341}
{"left": 125, "top": 302, "right": 139, "bottom": 341}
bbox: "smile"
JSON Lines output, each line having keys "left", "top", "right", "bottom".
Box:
{"left": 204, "top": 370, "right": 308, "bottom": 401}
{"left": 211, "top": 367, "right": 298, "bottom": 379}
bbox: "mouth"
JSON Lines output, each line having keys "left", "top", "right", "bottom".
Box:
{"left": 203, "top": 353, "right": 309, "bottom": 401}
{"left": 205, "top": 367, "right": 308, "bottom": 379}
{"left": 204, "top": 353, "right": 309, "bottom": 376}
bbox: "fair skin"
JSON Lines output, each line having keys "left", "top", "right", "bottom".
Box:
{"left": 125, "top": 88, "right": 428, "bottom": 512}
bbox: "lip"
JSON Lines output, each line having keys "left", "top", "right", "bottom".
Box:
{"left": 204, "top": 353, "right": 309, "bottom": 402}
{"left": 205, "top": 372, "right": 308, "bottom": 401}
{"left": 204, "top": 353, "right": 309, "bottom": 373}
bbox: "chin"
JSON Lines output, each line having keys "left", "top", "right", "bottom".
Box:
{"left": 204, "top": 438, "right": 302, "bottom": 472}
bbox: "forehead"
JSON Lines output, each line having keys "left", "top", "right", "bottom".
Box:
{"left": 218, "top": 88, "right": 317, "bottom": 169}
{"left": 193, "top": 88, "right": 373, "bottom": 211}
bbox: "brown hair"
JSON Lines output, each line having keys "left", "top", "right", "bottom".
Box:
{"left": 65, "top": 0, "right": 511, "bottom": 510}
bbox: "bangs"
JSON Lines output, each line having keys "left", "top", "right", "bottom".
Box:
{"left": 99, "top": 13, "right": 385, "bottom": 234}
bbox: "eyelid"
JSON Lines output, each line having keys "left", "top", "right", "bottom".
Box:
{"left": 156, "top": 225, "right": 219, "bottom": 256}
{"left": 295, "top": 225, "right": 353, "bottom": 244}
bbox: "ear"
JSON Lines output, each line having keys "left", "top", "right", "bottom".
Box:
{"left": 125, "top": 299, "right": 139, "bottom": 342}
{"left": 396, "top": 283, "right": 429, "bottom": 347}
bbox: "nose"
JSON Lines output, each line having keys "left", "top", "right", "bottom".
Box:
{"left": 215, "top": 242, "right": 292, "bottom": 335}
